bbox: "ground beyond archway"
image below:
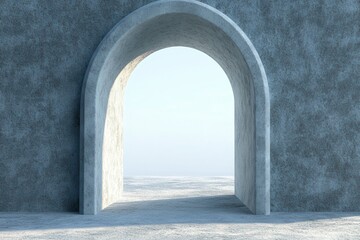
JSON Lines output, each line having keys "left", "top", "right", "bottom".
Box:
{"left": 80, "top": 0, "right": 270, "bottom": 215}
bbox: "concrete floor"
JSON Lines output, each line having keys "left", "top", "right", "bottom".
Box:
{"left": 1, "top": 177, "right": 359, "bottom": 239}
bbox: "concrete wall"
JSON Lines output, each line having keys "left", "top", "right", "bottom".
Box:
{"left": 102, "top": 72, "right": 124, "bottom": 209}
{"left": 1, "top": 0, "right": 359, "bottom": 212}
{"left": 101, "top": 55, "right": 147, "bottom": 210}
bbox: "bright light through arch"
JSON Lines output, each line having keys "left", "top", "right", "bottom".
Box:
{"left": 123, "top": 47, "right": 234, "bottom": 176}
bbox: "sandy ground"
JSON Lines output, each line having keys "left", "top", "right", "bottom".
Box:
{"left": 1, "top": 177, "right": 360, "bottom": 239}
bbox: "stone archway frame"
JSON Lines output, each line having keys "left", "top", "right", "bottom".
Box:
{"left": 80, "top": 0, "right": 270, "bottom": 215}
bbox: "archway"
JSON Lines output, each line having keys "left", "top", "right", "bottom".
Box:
{"left": 80, "top": 0, "right": 270, "bottom": 215}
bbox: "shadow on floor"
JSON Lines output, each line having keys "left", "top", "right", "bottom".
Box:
{"left": 1, "top": 195, "right": 360, "bottom": 231}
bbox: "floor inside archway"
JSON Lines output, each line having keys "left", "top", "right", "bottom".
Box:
{"left": 103, "top": 176, "right": 251, "bottom": 225}
{"left": 1, "top": 177, "right": 360, "bottom": 239}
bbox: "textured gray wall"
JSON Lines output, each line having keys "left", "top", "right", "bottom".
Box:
{"left": 232, "top": 0, "right": 360, "bottom": 211}
{"left": 0, "top": 0, "right": 359, "bottom": 212}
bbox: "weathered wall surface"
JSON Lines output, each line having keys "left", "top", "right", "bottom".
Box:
{"left": 0, "top": 0, "right": 359, "bottom": 212}
{"left": 102, "top": 73, "right": 124, "bottom": 210}
{"left": 228, "top": 0, "right": 360, "bottom": 211}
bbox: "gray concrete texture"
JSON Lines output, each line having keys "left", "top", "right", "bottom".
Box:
{"left": 1, "top": 177, "right": 360, "bottom": 239}
{"left": 0, "top": 0, "right": 360, "bottom": 213}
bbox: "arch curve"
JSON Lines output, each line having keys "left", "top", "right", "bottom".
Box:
{"left": 80, "top": 0, "right": 270, "bottom": 215}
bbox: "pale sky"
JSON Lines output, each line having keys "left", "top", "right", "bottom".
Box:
{"left": 123, "top": 47, "right": 234, "bottom": 176}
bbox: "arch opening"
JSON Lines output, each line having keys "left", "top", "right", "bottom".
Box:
{"left": 123, "top": 47, "right": 234, "bottom": 177}
{"left": 80, "top": 0, "right": 270, "bottom": 215}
